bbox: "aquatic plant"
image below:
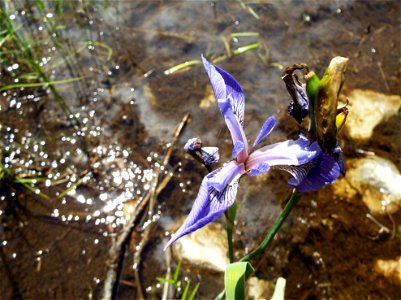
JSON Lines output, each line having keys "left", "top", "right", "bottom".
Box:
{"left": 164, "top": 55, "right": 349, "bottom": 299}
{"left": 164, "top": 31, "right": 277, "bottom": 75}
{"left": 164, "top": 56, "right": 319, "bottom": 250}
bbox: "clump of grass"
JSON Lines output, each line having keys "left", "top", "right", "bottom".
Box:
{"left": 1, "top": 0, "right": 112, "bottom": 116}
{"left": 156, "top": 260, "right": 200, "bottom": 300}
{"left": 0, "top": 2, "right": 76, "bottom": 115}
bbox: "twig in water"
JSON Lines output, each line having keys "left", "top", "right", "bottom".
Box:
{"left": 101, "top": 114, "right": 190, "bottom": 300}
{"left": 101, "top": 192, "right": 151, "bottom": 300}
{"left": 161, "top": 247, "right": 172, "bottom": 300}
{"left": 133, "top": 187, "right": 156, "bottom": 300}
{"left": 377, "top": 62, "right": 390, "bottom": 92}
{"left": 366, "top": 213, "right": 390, "bottom": 235}
{"left": 133, "top": 113, "right": 191, "bottom": 299}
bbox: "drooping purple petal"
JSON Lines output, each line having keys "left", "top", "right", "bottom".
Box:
{"left": 286, "top": 152, "right": 341, "bottom": 192}
{"left": 282, "top": 64, "right": 309, "bottom": 124}
{"left": 247, "top": 136, "right": 319, "bottom": 170}
{"left": 207, "top": 161, "right": 244, "bottom": 192}
{"left": 248, "top": 162, "right": 270, "bottom": 176}
{"left": 202, "top": 55, "right": 245, "bottom": 125}
{"left": 251, "top": 116, "right": 276, "bottom": 150}
{"left": 287, "top": 83, "right": 309, "bottom": 124}
{"left": 163, "top": 176, "right": 239, "bottom": 250}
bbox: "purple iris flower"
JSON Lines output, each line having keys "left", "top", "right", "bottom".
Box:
{"left": 163, "top": 57, "right": 319, "bottom": 250}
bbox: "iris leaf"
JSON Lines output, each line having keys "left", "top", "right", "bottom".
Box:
{"left": 225, "top": 262, "right": 254, "bottom": 300}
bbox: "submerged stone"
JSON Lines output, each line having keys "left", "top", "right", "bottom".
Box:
{"left": 345, "top": 89, "right": 401, "bottom": 140}
{"left": 333, "top": 156, "right": 401, "bottom": 215}
{"left": 374, "top": 257, "right": 401, "bottom": 286}
{"left": 171, "top": 220, "right": 229, "bottom": 272}
{"left": 247, "top": 277, "right": 275, "bottom": 300}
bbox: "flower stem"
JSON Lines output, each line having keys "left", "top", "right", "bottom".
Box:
{"left": 226, "top": 221, "right": 234, "bottom": 263}
{"left": 225, "top": 201, "right": 237, "bottom": 263}
{"left": 240, "top": 189, "right": 301, "bottom": 262}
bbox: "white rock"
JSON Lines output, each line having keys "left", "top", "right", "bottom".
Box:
{"left": 334, "top": 156, "right": 401, "bottom": 215}
{"left": 374, "top": 257, "right": 401, "bottom": 285}
{"left": 247, "top": 277, "right": 275, "bottom": 300}
{"left": 172, "top": 221, "right": 229, "bottom": 272}
{"left": 345, "top": 89, "right": 401, "bottom": 140}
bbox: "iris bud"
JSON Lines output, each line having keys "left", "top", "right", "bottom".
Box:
{"left": 313, "top": 57, "right": 349, "bottom": 153}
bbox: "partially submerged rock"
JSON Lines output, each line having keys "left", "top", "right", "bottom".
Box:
{"left": 171, "top": 221, "right": 229, "bottom": 272}
{"left": 374, "top": 257, "right": 401, "bottom": 286}
{"left": 247, "top": 277, "right": 275, "bottom": 300}
{"left": 345, "top": 89, "right": 401, "bottom": 140}
{"left": 333, "top": 156, "right": 401, "bottom": 215}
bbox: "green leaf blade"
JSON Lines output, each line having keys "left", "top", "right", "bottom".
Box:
{"left": 224, "top": 262, "right": 254, "bottom": 300}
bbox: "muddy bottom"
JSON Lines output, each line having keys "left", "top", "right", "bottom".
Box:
{"left": 0, "top": 1, "right": 400, "bottom": 299}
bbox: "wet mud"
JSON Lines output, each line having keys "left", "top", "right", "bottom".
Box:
{"left": 0, "top": 1, "right": 400, "bottom": 299}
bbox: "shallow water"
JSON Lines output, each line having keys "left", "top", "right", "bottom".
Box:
{"left": 0, "top": 1, "right": 400, "bottom": 299}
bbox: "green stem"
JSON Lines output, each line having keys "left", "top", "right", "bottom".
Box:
{"left": 225, "top": 201, "right": 237, "bottom": 263}
{"left": 240, "top": 189, "right": 301, "bottom": 262}
{"left": 226, "top": 218, "right": 234, "bottom": 263}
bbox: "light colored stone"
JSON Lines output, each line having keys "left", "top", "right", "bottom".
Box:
{"left": 247, "top": 277, "right": 275, "bottom": 300}
{"left": 172, "top": 220, "right": 229, "bottom": 272}
{"left": 345, "top": 89, "right": 401, "bottom": 140}
{"left": 334, "top": 156, "right": 401, "bottom": 215}
{"left": 374, "top": 257, "right": 401, "bottom": 286}
{"left": 332, "top": 177, "right": 357, "bottom": 200}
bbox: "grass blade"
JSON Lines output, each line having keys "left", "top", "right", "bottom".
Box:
{"left": 0, "top": 76, "right": 84, "bottom": 92}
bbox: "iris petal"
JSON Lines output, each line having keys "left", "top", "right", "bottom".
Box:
{"left": 282, "top": 64, "right": 310, "bottom": 124}
{"left": 232, "top": 141, "right": 245, "bottom": 160}
{"left": 184, "top": 137, "right": 202, "bottom": 152}
{"left": 248, "top": 162, "right": 270, "bottom": 176}
{"left": 207, "top": 161, "right": 245, "bottom": 192}
{"left": 287, "top": 82, "right": 309, "bottom": 124}
{"left": 287, "top": 153, "right": 340, "bottom": 192}
{"left": 219, "top": 96, "right": 249, "bottom": 162}
{"left": 202, "top": 55, "right": 245, "bottom": 125}
{"left": 247, "top": 136, "right": 318, "bottom": 170}
{"left": 332, "top": 142, "right": 346, "bottom": 175}
{"left": 200, "top": 147, "right": 220, "bottom": 165}
{"left": 163, "top": 176, "right": 239, "bottom": 250}
{"left": 251, "top": 116, "right": 276, "bottom": 150}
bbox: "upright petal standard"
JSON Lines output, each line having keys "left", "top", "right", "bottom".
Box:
{"left": 164, "top": 57, "right": 318, "bottom": 250}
